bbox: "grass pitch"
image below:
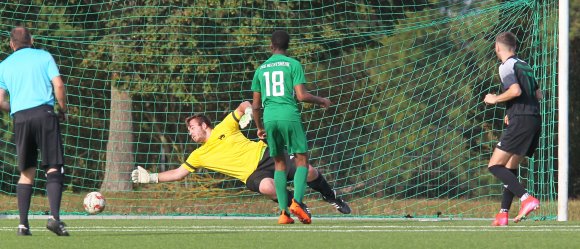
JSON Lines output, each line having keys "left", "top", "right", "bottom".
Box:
{"left": 1, "top": 218, "right": 580, "bottom": 249}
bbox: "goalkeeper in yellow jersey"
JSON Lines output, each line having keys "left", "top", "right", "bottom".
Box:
{"left": 131, "top": 101, "right": 350, "bottom": 218}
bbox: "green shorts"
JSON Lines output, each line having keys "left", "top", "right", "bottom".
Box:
{"left": 264, "top": 120, "right": 307, "bottom": 157}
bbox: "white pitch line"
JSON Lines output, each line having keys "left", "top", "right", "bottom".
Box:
{"left": 3, "top": 225, "right": 580, "bottom": 229}
{"left": 2, "top": 225, "right": 580, "bottom": 233}
{"left": 3, "top": 225, "right": 578, "bottom": 229}
{"left": 0, "top": 214, "right": 493, "bottom": 221}
{"left": 1, "top": 228, "right": 580, "bottom": 233}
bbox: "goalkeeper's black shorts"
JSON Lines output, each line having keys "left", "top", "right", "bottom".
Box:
{"left": 245, "top": 149, "right": 297, "bottom": 193}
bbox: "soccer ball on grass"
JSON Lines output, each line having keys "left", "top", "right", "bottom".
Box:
{"left": 83, "top": 192, "right": 106, "bottom": 215}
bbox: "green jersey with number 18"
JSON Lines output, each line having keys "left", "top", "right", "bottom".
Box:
{"left": 251, "top": 54, "right": 306, "bottom": 123}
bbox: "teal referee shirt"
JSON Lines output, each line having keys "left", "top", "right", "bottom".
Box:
{"left": 0, "top": 47, "right": 60, "bottom": 115}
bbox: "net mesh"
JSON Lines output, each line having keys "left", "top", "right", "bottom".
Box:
{"left": 0, "top": 0, "right": 558, "bottom": 219}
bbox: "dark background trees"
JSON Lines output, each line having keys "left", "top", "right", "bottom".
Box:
{"left": 568, "top": 0, "right": 580, "bottom": 197}
{"left": 0, "top": 1, "right": 572, "bottom": 201}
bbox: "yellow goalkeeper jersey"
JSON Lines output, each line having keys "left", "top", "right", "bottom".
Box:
{"left": 181, "top": 111, "right": 267, "bottom": 183}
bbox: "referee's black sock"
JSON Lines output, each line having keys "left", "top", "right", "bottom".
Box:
{"left": 500, "top": 169, "right": 519, "bottom": 211}
{"left": 307, "top": 172, "right": 336, "bottom": 200}
{"left": 46, "top": 171, "right": 64, "bottom": 221}
{"left": 17, "top": 184, "right": 33, "bottom": 227}
{"left": 489, "top": 165, "right": 526, "bottom": 198}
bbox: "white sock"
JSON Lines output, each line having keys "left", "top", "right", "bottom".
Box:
{"left": 520, "top": 193, "right": 530, "bottom": 201}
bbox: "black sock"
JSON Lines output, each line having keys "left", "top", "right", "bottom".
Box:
{"left": 287, "top": 190, "right": 293, "bottom": 207}
{"left": 17, "top": 184, "right": 33, "bottom": 227}
{"left": 307, "top": 172, "right": 336, "bottom": 200}
{"left": 46, "top": 171, "right": 64, "bottom": 220}
{"left": 273, "top": 190, "right": 294, "bottom": 208}
{"left": 500, "top": 169, "right": 519, "bottom": 211}
{"left": 489, "top": 165, "right": 526, "bottom": 198}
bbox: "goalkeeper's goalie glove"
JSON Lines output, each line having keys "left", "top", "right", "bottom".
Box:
{"left": 238, "top": 107, "right": 253, "bottom": 129}
{"left": 131, "top": 166, "right": 159, "bottom": 183}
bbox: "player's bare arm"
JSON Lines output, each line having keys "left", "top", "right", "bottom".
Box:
{"left": 235, "top": 101, "right": 251, "bottom": 117}
{"left": 52, "top": 76, "right": 67, "bottom": 112}
{"left": 52, "top": 75, "right": 67, "bottom": 121}
{"left": 0, "top": 89, "right": 10, "bottom": 112}
{"left": 158, "top": 166, "right": 190, "bottom": 182}
{"left": 484, "top": 83, "right": 521, "bottom": 105}
{"left": 252, "top": 91, "right": 266, "bottom": 139}
{"left": 132, "top": 165, "right": 190, "bottom": 183}
{"left": 236, "top": 101, "right": 253, "bottom": 129}
{"left": 294, "top": 84, "right": 331, "bottom": 108}
{"left": 535, "top": 89, "right": 543, "bottom": 100}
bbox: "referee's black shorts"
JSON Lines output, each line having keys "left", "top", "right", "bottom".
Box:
{"left": 13, "top": 105, "right": 64, "bottom": 172}
{"left": 245, "top": 149, "right": 297, "bottom": 193}
{"left": 496, "top": 115, "right": 541, "bottom": 157}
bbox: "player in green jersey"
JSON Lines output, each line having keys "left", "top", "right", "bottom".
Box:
{"left": 251, "top": 30, "right": 331, "bottom": 224}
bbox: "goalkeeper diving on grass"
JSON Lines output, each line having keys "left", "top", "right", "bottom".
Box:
{"left": 131, "top": 101, "right": 350, "bottom": 216}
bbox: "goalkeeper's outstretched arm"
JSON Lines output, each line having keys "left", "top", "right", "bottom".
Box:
{"left": 235, "top": 101, "right": 251, "bottom": 117}
{"left": 132, "top": 166, "right": 190, "bottom": 183}
{"left": 236, "top": 101, "right": 253, "bottom": 129}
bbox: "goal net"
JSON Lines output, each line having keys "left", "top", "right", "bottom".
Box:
{"left": 0, "top": 0, "right": 558, "bottom": 219}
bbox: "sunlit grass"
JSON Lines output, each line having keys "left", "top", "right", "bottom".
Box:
{"left": 1, "top": 193, "right": 579, "bottom": 220}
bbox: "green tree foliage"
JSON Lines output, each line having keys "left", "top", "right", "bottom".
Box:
{"left": 569, "top": 0, "right": 580, "bottom": 197}
{"left": 78, "top": 0, "right": 425, "bottom": 190}
{"left": 0, "top": 0, "right": 102, "bottom": 191}
{"left": 335, "top": 2, "right": 502, "bottom": 198}
{"left": 0, "top": 1, "right": 562, "bottom": 200}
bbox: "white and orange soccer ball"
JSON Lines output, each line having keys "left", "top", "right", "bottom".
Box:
{"left": 83, "top": 192, "right": 106, "bottom": 215}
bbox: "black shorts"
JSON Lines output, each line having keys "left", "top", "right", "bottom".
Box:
{"left": 497, "top": 115, "right": 541, "bottom": 157}
{"left": 245, "top": 149, "right": 297, "bottom": 193}
{"left": 13, "top": 105, "right": 64, "bottom": 172}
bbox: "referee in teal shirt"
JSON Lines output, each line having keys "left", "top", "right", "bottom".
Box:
{"left": 0, "top": 26, "right": 69, "bottom": 236}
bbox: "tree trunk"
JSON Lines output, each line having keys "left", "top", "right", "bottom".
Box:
{"left": 101, "top": 73, "right": 134, "bottom": 191}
